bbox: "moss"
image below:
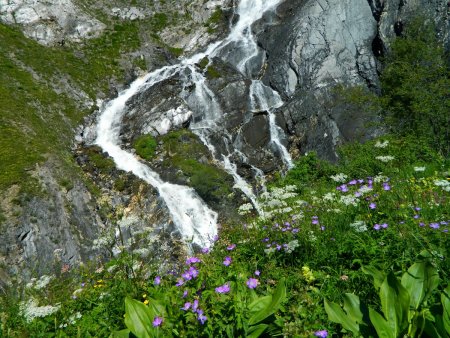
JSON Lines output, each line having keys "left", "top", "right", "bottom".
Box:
{"left": 198, "top": 57, "right": 209, "bottom": 69}
{"left": 159, "top": 130, "right": 233, "bottom": 203}
{"left": 168, "top": 47, "right": 184, "bottom": 58}
{"left": 206, "top": 65, "right": 221, "bottom": 79}
{"left": 85, "top": 147, "right": 116, "bottom": 173}
{"left": 134, "top": 135, "right": 158, "bottom": 160}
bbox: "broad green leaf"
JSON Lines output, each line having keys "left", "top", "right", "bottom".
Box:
{"left": 379, "top": 272, "right": 410, "bottom": 335}
{"left": 369, "top": 307, "right": 394, "bottom": 338}
{"left": 362, "top": 265, "right": 385, "bottom": 289}
{"left": 443, "top": 285, "right": 450, "bottom": 334}
{"left": 110, "top": 329, "right": 130, "bottom": 338}
{"left": 248, "top": 278, "right": 286, "bottom": 325}
{"left": 401, "top": 261, "right": 439, "bottom": 311}
{"left": 124, "top": 297, "right": 153, "bottom": 338}
{"left": 248, "top": 296, "right": 272, "bottom": 314}
{"left": 324, "top": 299, "right": 360, "bottom": 334}
{"left": 147, "top": 297, "right": 166, "bottom": 317}
{"left": 246, "top": 324, "right": 268, "bottom": 338}
{"left": 343, "top": 293, "right": 364, "bottom": 324}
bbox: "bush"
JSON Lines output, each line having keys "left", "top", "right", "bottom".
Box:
{"left": 134, "top": 135, "right": 158, "bottom": 160}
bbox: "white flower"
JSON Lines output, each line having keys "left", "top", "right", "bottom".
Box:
{"left": 434, "top": 180, "right": 450, "bottom": 192}
{"left": 374, "top": 174, "right": 388, "bottom": 183}
{"left": 376, "top": 155, "right": 395, "bottom": 163}
{"left": 284, "top": 240, "right": 299, "bottom": 253}
{"left": 340, "top": 195, "right": 359, "bottom": 206}
{"left": 414, "top": 166, "right": 426, "bottom": 172}
{"left": 330, "top": 173, "right": 348, "bottom": 183}
{"left": 322, "top": 192, "right": 336, "bottom": 201}
{"left": 358, "top": 185, "right": 373, "bottom": 194}
{"left": 374, "top": 140, "right": 389, "bottom": 148}
{"left": 20, "top": 299, "right": 60, "bottom": 322}
{"left": 238, "top": 203, "right": 254, "bottom": 215}
{"left": 264, "top": 247, "right": 276, "bottom": 255}
{"left": 349, "top": 221, "right": 368, "bottom": 232}
{"left": 308, "top": 231, "right": 317, "bottom": 242}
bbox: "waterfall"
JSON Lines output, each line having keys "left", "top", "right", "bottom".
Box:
{"left": 94, "top": 0, "right": 288, "bottom": 248}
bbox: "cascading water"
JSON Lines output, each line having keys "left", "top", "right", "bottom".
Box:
{"left": 95, "top": 0, "right": 289, "bottom": 248}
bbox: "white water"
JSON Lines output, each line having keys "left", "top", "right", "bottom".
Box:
{"left": 95, "top": 0, "right": 287, "bottom": 247}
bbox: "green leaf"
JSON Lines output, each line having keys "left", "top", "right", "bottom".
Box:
{"left": 343, "top": 293, "right": 364, "bottom": 324}
{"left": 124, "top": 297, "right": 153, "bottom": 338}
{"left": 246, "top": 324, "right": 268, "bottom": 338}
{"left": 369, "top": 307, "right": 395, "bottom": 338}
{"left": 248, "top": 296, "right": 272, "bottom": 314}
{"left": 147, "top": 297, "right": 166, "bottom": 317}
{"left": 379, "top": 272, "right": 410, "bottom": 335}
{"left": 248, "top": 278, "right": 286, "bottom": 325}
{"left": 324, "top": 298, "right": 360, "bottom": 334}
{"left": 443, "top": 285, "right": 450, "bottom": 334}
{"left": 362, "top": 265, "right": 385, "bottom": 289}
{"left": 401, "top": 260, "right": 439, "bottom": 311}
{"left": 110, "top": 329, "right": 130, "bottom": 338}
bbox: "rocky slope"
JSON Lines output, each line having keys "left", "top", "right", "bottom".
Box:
{"left": 0, "top": 0, "right": 447, "bottom": 286}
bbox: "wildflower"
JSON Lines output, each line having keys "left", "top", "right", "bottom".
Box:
{"left": 302, "top": 266, "right": 315, "bottom": 283}
{"left": 182, "top": 271, "right": 193, "bottom": 281}
{"left": 246, "top": 278, "right": 259, "bottom": 289}
{"left": 276, "top": 244, "right": 282, "bottom": 251}
{"left": 348, "top": 179, "right": 357, "bottom": 185}
{"left": 330, "top": 173, "right": 348, "bottom": 183}
{"left": 314, "top": 329, "right": 328, "bottom": 337}
{"left": 193, "top": 299, "right": 199, "bottom": 311}
{"left": 201, "top": 247, "right": 210, "bottom": 254}
{"left": 320, "top": 226, "right": 326, "bottom": 231}
{"left": 381, "top": 223, "right": 388, "bottom": 229}
{"left": 350, "top": 221, "right": 367, "bottom": 232}
{"left": 338, "top": 184, "right": 349, "bottom": 192}
{"left": 369, "top": 202, "right": 376, "bottom": 209}
{"left": 215, "top": 283, "right": 231, "bottom": 294}
{"left": 340, "top": 275, "right": 349, "bottom": 281}
{"left": 186, "top": 257, "right": 201, "bottom": 265}
{"left": 376, "top": 155, "right": 395, "bottom": 162}
{"left": 430, "top": 223, "right": 440, "bottom": 229}
{"left": 144, "top": 300, "right": 149, "bottom": 305}
{"left": 414, "top": 166, "right": 426, "bottom": 172}
{"left": 373, "top": 223, "right": 381, "bottom": 230}
{"left": 182, "top": 290, "right": 188, "bottom": 298}
{"left": 176, "top": 279, "right": 184, "bottom": 287}
{"left": 255, "top": 270, "right": 261, "bottom": 276}
{"left": 181, "top": 302, "right": 191, "bottom": 311}
{"left": 414, "top": 215, "right": 420, "bottom": 219}
{"left": 152, "top": 316, "right": 163, "bottom": 327}
{"left": 419, "top": 222, "right": 425, "bottom": 227}
{"left": 312, "top": 216, "right": 319, "bottom": 225}
{"left": 223, "top": 256, "right": 232, "bottom": 266}
{"left": 227, "top": 244, "right": 236, "bottom": 251}
{"left": 374, "top": 140, "right": 389, "bottom": 148}
{"left": 188, "top": 266, "right": 199, "bottom": 278}
{"left": 198, "top": 313, "right": 207, "bottom": 324}
{"left": 154, "top": 276, "right": 161, "bottom": 285}
{"left": 383, "top": 183, "right": 391, "bottom": 191}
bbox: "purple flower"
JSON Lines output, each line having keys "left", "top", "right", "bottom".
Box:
{"left": 176, "top": 278, "right": 184, "bottom": 287}
{"left": 413, "top": 215, "right": 420, "bottom": 219}
{"left": 182, "top": 302, "right": 191, "bottom": 311}
{"left": 419, "top": 222, "right": 425, "bottom": 227}
{"left": 198, "top": 313, "right": 207, "bottom": 324}
{"left": 154, "top": 276, "right": 161, "bottom": 285}
{"left": 430, "top": 223, "right": 440, "bottom": 229}
{"left": 358, "top": 179, "right": 364, "bottom": 184}
{"left": 340, "top": 184, "right": 349, "bottom": 192}
{"left": 320, "top": 226, "right": 326, "bottom": 231}
{"left": 415, "top": 207, "right": 421, "bottom": 211}
{"left": 182, "top": 271, "right": 193, "bottom": 281}
{"left": 383, "top": 183, "right": 391, "bottom": 191}
{"left": 349, "top": 180, "right": 357, "bottom": 185}
{"left": 152, "top": 316, "right": 163, "bottom": 327}
{"left": 188, "top": 266, "right": 199, "bottom": 278}
{"left": 444, "top": 229, "right": 449, "bottom": 233}
{"left": 292, "top": 228, "right": 299, "bottom": 234}
{"left": 186, "top": 257, "right": 201, "bottom": 265}
{"left": 215, "top": 283, "right": 231, "bottom": 294}
{"left": 276, "top": 244, "right": 282, "bottom": 251}
{"left": 182, "top": 290, "right": 189, "bottom": 298}
{"left": 314, "top": 330, "right": 328, "bottom": 338}
{"left": 223, "top": 256, "right": 232, "bottom": 266}
{"left": 81, "top": 282, "right": 85, "bottom": 287}
{"left": 193, "top": 299, "right": 199, "bottom": 312}
{"left": 213, "top": 234, "right": 219, "bottom": 242}
{"left": 227, "top": 244, "right": 236, "bottom": 251}
{"left": 201, "top": 247, "right": 210, "bottom": 254}
{"left": 255, "top": 270, "right": 261, "bottom": 276}
{"left": 369, "top": 202, "right": 376, "bottom": 209}
{"left": 355, "top": 191, "right": 362, "bottom": 197}
{"left": 381, "top": 223, "right": 388, "bottom": 229}
{"left": 373, "top": 224, "right": 381, "bottom": 230}
{"left": 441, "top": 221, "right": 448, "bottom": 225}
{"left": 262, "top": 237, "right": 269, "bottom": 242}
{"left": 246, "top": 278, "right": 259, "bottom": 289}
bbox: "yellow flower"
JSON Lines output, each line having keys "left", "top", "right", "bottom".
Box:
{"left": 302, "top": 266, "right": 316, "bottom": 283}
{"left": 142, "top": 294, "right": 147, "bottom": 298}
{"left": 143, "top": 300, "right": 149, "bottom": 305}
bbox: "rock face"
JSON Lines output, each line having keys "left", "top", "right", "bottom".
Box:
{"left": 255, "top": 0, "right": 448, "bottom": 161}
{"left": 0, "top": 0, "right": 106, "bottom": 45}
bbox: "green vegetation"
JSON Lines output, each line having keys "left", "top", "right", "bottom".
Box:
{"left": 159, "top": 130, "right": 233, "bottom": 204}
{"left": 134, "top": 134, "right": 158, "bottom": 160}
{"left": 1, "top": 13, "right": 449, "bottom": 338}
